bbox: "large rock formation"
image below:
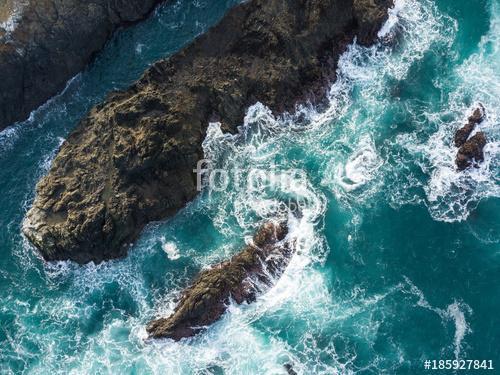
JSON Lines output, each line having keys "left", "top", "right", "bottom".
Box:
{"left": 0, "top": 0, "right": 166, "bottom": 130}
{"left": 454, "top": 105, "right": 487, "bottom": 171}
{"left": 23, "top": 0, "right": 393, "bottom": 264}
{"left": 147, "top": 221, "right": 291, "bottom": 341}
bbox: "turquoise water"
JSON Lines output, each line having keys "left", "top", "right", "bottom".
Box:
{"left": 0, "top": 0, "right": 499, "bottom": 373}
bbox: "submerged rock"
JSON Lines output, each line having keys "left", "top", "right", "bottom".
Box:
{"left": 23, "top": 0, "right": 393, "bottom": 263}
{"left": 454, "top": 105, "right": 487, "bottom": 171}
{"left": 0, "top": 0, "right": 166, "bottom": 130}
{"left": 146, "top": 221, "right": 291, "bottom": 341}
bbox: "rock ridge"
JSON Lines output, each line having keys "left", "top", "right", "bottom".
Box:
{"left": 146, "top": 221, "right": 291, "bottom": 341}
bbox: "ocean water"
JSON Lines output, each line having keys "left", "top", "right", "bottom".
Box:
{"left": 0, "top": 0, "right": 499, "bottom": 373}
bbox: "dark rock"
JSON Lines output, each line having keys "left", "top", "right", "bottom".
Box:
{"left": 146, "top": 221, "right": 291, "bottom": 341}
{"left": 284, "top": 363, "right": 298, "bottom": 375}
{"left": 454, "top": 104, "right": 488, "bottom": 171}
{"left": 23, "top": 0, "right": 394, "bottom": 263}
{"left": 456, "top": 132, "right": 487, "bottom": 171}
{"left": 454, "top": 104, "right": 485, "bottom": 147}
{"left": 0, "top": 0, "right": 167, "bottom": 130}
{"left": 468, "top": 104, "right": 485, "bottom": 124}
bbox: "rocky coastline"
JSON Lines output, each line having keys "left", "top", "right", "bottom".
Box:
{"left": 147, "top": 221, "right": 291, "bottom": 341}
{"left": 0, "top": 0, "right": 166, "bottom": 130}
{"left": 23, "top": 0, "right": 394, "bottom": 264}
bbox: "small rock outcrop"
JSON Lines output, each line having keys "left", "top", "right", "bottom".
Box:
{"left": 454, "top": 104, "right": 485, "bottom": 147}
{"left": 146, "top": 221, "right": 291, "bottom": 341}
{"left": 454, "top": 105, "right": 487, "bottom": 171}
{"left": 456, "top": 132, "right": 487, "bottom": 171}
{"left": 284, "top": 363, "right": 298, "bottom": 375}
{"left": 23, "top": 0, "right": 394, "bottom": 263}
{"left": 0, "top": 0, "right": 166, "bottom": 130}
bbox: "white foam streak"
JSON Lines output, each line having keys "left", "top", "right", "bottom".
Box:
{"left": 402, "top": 277, "right": 472, "bottom": 358}
{"left": 378, "top": 0, "right": 406, "bottom": 38}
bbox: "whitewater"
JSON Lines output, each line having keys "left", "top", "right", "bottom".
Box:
{"left": 0, "top": 0, "right": 499, "bottom": 374}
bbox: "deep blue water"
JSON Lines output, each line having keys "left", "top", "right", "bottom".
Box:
{"left": 0, "top": 0, "right": 499, "bottom": 373}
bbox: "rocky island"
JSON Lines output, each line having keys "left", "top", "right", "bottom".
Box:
{"left": 23, "top": 0, "right": 394, "bottom": 264}
{"left": 147, "top": 221, "right": 291, "bottom": 341}
{"left": 0, "top": 0, "right": 166, "bottom": 130}
{"left": 455, "top": 105, "right": 488, "bottom": 171}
